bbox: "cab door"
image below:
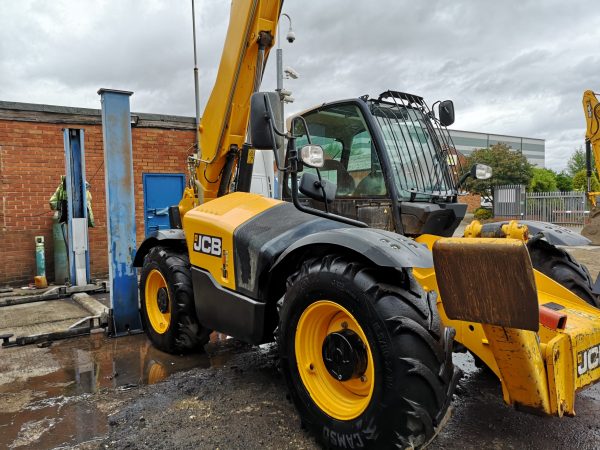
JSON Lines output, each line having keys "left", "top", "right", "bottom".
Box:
{"left": 289, "top": 102, "right": 395, "bottom": 231}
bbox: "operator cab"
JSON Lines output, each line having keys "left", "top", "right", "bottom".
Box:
{"left": 285, "top": 91, "right": 476, "bottom": 237}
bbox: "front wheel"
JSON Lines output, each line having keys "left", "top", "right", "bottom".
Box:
{"left": 140, "top": 246, "right": 211, "bottom": 354}
{"left": 278, "top": 256, "right": 458, "bottom": 449}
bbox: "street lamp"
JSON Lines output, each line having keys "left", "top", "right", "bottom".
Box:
{"left": 276, "top": 13, "right": 296, "bottom": 103}
{"left": 274, "top": 13, "right": 296, "bottom": 198}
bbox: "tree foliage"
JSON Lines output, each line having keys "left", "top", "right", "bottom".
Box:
{"left": 555, "top": 171, "right": 573, "bottom": 192}
{"left": 567, "top": 147, "right": 589, "bottom": 176}
{"left": 573, "top": 169, "right": 600, "bottom": 192}
{"left": 529, "top": 168, "right": 558, "bottom": 192}
{"left": 464, "top": 143, "right": 533, "bottom": 201}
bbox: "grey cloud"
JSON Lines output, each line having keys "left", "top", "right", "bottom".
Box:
{"left": 1, "top": 0, "right": 599, "bottom": 170}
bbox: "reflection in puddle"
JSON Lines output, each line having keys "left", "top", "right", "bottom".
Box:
{"left": 0, "top": 332, "right": 235, "bottom": 449}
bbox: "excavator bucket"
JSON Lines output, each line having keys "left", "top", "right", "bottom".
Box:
{"left": 432, "top": 238, "right": 539, "bottom": 330}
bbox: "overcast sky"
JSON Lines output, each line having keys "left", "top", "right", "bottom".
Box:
{"left": 1, "top": 0, "right": 599, "bottom": 171}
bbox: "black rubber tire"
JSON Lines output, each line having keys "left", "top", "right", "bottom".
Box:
{"left": 527, "top": 238, "right": 600, "bottom": 308}
{"left": 278, "top": 255, "right": 459, "bottom": 450}
{"left": 140, "top": 246, "right": 211, "bottom": 354}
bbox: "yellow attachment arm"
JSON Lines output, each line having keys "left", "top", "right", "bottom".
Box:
{"left": 195, "top": 0, "right": 282, "bottom": 203}
{"left": 463, "top": 219, "right": 529, "bottom": 241}
{"left": 429, "top": 237, "right": 554, "bottom": 413}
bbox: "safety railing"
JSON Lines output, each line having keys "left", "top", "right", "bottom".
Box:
{"left": 493, "top": 185, "right": 588, "bottom": 226}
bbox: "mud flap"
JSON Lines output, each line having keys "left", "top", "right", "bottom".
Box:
{"left": 432, "top": 238, "right": 539, "bottom": 331}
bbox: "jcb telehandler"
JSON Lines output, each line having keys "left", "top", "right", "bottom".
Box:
{"left": 133, "top": 1, "right": 600, "bottom": 448}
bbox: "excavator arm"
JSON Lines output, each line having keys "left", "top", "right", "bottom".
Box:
{"left": 181, "top": 0, "right": 282, "bottom": 213}
{"left": 583, "top": 90, "right": 600, "bottom": 206}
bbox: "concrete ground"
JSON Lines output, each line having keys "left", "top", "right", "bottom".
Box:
{"left": 1, "top": 245, "right": 600, "bottom": 449}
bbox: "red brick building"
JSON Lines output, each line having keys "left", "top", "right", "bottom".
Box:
{"left": 0, "top": 101, "right": 196, "bottom": 286}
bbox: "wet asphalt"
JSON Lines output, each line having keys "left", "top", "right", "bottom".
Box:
{"left": 1, "top": 246, "right": 600, "bottom": 449}
{"left": 1, "top": 329, "right": 600, "bottom": 449}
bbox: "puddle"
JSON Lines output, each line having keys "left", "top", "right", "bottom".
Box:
{"left": 0, "top": 332, "right": 236, "bottom": 449}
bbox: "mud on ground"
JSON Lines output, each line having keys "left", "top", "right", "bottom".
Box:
{"left": 98, "top": 341, "right": 318, "bottom": 450}
{"left": 2, "top": 245, "right": 600, "bottom": 449}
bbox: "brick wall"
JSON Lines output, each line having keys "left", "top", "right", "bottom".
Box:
{"left": 458, "top": 193, "right": 482, "bottom": 213}
{"left": 0, "top": 106, "right": 195, "bottom": 286}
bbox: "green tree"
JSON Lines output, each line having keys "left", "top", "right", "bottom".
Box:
{"left": 573, "top": 169, "right": 600, "bottom": 191}
{"left": 555, "top": 171, "right": 573, "bottom": 191}
{"left": 464, "top": 143, "right": 533, "bottom": 201}
{"left": 567, "top": 147, "right": 591, "bottom": 176}
{"left": 529, "top": 168, "right": 558, "bottom": 192}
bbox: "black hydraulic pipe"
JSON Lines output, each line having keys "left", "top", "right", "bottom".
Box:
{"left": 586, "top": 139, "right": 592, "bottom": 194}
{"left": 236, "top": 143, "right": 254, "bottom": 192}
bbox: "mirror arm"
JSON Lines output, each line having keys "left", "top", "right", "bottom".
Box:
{"left": 314, "top": 169, "right": 329, "bottom": 213}
{"left": 264, "top": 95, "right": 287, "bottom": 137}
{"left": 457, "top": 171, "right": 471, "bottom": 189}
{"left": 290, "top": 116, "right": 313, "bottom": 144}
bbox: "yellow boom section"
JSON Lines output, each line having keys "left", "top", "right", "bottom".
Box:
{"left": 583, "top": 90, "right": 600, "bottom": 144}
{"left": 196, "top": 0, "right": 281, "bottom": 202}
{"left": 583, "top": 90, "right": 600, "bottom": 207}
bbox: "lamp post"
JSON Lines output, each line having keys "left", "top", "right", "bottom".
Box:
{"left": 276, "top": 14, "right": 295, "bottom": 101}
{"left": 275, "top": 13, "right": 295, "bottom": 198}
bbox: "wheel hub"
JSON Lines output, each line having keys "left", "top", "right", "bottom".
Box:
{"left": 322, "top": 329, "right": 367, "bottom": 381}
{"left": 157, "top": 287, "right": 169, "bottom": 313}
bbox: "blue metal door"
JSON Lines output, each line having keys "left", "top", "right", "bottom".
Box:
{"left": 143, "top": 173, "right": 186, "bottom": 237}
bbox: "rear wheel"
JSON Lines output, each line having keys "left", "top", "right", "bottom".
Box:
{"left": 527, "top": 238, "right": 600, "bottom": 308}
{"left": 278, "top": 256, "right": 459, "bottom": 449}
{"left": 140, "top": 246, "right": 211, "bottom": 354}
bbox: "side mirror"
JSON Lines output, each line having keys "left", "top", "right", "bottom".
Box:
{"left": 299, "top": 172, "right": 337, "bottom": 203}
{"left": 439, "top": 100, "right": 455, "bottom": 127}
{"left": 472, "top": 163, "right": 492, "bottom": 180}
{"left": 249, "top": 92, "right": 283, "bottom": 150}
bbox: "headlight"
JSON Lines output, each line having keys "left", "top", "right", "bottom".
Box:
{"left": 300, "top": 145, "right": 324, "bottom": 168}
{"left": 474, "top": 164, "right": 492, "bottom": 180}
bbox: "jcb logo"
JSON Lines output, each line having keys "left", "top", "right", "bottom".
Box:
{"left": 577, "top": 344, "right": 600, "bottom": 377}
{"left": 193, "top": 234, "right": 222, "bottom": 257}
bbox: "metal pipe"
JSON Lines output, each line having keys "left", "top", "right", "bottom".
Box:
{"left": 586, "top": 139, "right": 592, "bottom": 194}
{"left": 192, "top": 0, "right": 201, "bottom": 156}
{"left": 275, "top": 13, "right": 292, "bottom": 198}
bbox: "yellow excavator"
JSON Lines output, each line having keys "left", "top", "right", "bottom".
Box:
{"left": 581, "top": 90, "right": 600, "bottom": 244}
{"left": 133, "top": 2, "right": 600, "bottom": 448}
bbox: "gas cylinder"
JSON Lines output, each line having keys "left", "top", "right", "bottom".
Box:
{"left": 52, "top": 213, "right": 69, "bottom": 284}
{"left": 35, "top": 236, "right": 48, "bottom": 288}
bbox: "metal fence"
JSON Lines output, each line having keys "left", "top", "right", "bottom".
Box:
{"left": 493, "top": 185, "right": 588, "bottom": 226}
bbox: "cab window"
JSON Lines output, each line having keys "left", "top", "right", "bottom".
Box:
{"left": 294, "top": 104, "right": 387, "bottom": 197}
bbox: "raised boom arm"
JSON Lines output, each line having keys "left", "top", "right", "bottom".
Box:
{"left": 183, "top": 0, "right": 282, "bottom": 210}
{"left": 583, "top": 90, "right": 600, "bottom": 202}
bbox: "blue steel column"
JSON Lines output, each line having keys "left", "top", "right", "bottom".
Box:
{"left": 63, "top": 129, "right": 90, "bottom": 286}
{"left": 98, "top": 88, "right": 142, "bottom": 336}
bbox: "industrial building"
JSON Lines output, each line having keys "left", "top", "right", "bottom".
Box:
{"left": 449, "top": 129, "right": 545, "bottom": 167}
{"left": 0, "top": 100, "right": 196, "bottom": 286}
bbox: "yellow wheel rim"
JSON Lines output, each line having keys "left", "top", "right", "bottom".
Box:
{"left": 295, "top": 300, "right": 375, "bottom": 421}
{"left": 145, "top": 269, "right": 171, "bottom": 334}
